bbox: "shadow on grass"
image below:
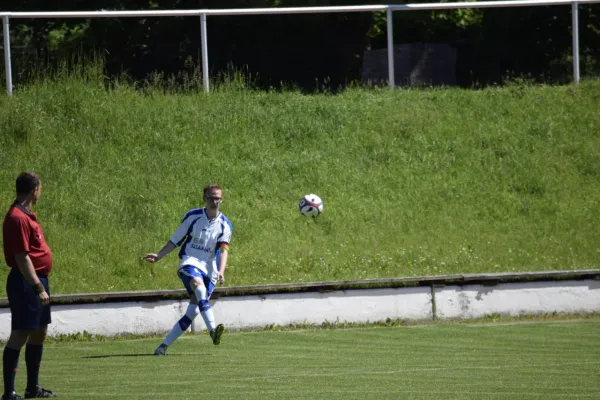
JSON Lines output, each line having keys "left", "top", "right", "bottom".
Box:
{"left": 82, "top": 353, "right": 211, "bottom": 359}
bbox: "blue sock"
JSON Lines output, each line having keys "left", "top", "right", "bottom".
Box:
{"left": 3, "top": 346, "right": 20, "bottom": 396}
{"left": 25, "top": 344, "right": 43, "bottom": 392}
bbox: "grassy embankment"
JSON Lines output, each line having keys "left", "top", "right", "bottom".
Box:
{"left": 1, "top": 69, "right": 598, "bottom": 295}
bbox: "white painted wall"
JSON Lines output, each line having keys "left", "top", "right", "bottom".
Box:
{"left": 435, "top": 279, "right": 600, "bottom": 319}
{"left": 0, "top": 280, "right": 598, "bottom": 341}
{"left": 47, "top": 300, "right": 191, "bottom": 337}
{"left": 214, "top": 286, "right": 432, "bottom": 329}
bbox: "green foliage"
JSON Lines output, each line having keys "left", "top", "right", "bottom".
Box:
{"left": 0, "top": 70, "right": 599, "bottom": 296}
{"left": 3, "top": 0, "right": 599, "bottom": 88}
{"left": 430, "top": 2, "right": 483, "bottom": 28}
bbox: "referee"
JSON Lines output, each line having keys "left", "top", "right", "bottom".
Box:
{"left": 2, "top": 172, "right": 55, "bottom": 399}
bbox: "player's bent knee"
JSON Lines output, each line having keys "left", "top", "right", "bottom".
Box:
{"left": 190, "top": 277, "right": 203, "bottom": 288}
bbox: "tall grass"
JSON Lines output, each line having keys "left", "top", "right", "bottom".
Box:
{"left": 1, "top": 63, "right": 599, "bottom": 295}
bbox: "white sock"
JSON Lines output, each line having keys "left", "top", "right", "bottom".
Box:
{"left": 194, "top": 283, "right": 206, "bottom": 304}
{"left": 193, "top": 282, "right": 216, "bottom": 331}
{"left": 200, "top": 306, "right": 216, "bottom": 332}
{"left": 163, "top": 304, "right": 199, "bottom": 346}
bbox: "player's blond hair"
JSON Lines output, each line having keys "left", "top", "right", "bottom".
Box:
{"left": 203, "top": 184, "right": 222, "bottom": 198}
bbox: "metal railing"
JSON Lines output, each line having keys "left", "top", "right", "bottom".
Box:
{"left": 2, "top": 0, "right": 600, "bottom": 95}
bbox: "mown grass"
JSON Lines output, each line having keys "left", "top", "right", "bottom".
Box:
{"left": 0, "top": 65, "right": 599, "bottom": 295}
{"left": 8, "top": 318, "right": 600, "bottom": 399}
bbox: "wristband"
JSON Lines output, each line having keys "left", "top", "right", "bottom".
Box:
{"left": 33, "top": 282, "right": 45, "bottom": 295}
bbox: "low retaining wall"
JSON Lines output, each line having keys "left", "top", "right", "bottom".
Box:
{"left": 1, "top": 270, "right": 598, "bottom": 340}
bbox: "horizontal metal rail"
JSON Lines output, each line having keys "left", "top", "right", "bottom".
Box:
{"left": 1, "top": 1, "right": 599, "bottom": 18}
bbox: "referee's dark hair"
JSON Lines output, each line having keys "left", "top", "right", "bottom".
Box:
{"left": 16, "top": 171, "right": 41, "bottom": 196}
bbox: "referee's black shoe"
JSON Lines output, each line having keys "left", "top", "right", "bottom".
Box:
{"left": 24, "top": 386, "right": 55, "bottom": 398}
{"left": 1, "top": 392, "right": 23, "bottom": 400}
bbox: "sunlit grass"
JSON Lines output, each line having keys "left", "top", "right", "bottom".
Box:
{"left": 0, "top": 64, "right": 599, "bottom": 295}
{"left": 9, "top": 318, "right": 600, "bottom": 400}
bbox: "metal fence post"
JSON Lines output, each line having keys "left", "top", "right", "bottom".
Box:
{"left": 2, "top": 15, "right": 13, "bottom": 96}
{"left": 386, "top": 7, "right": 395, "bottom": 90}
{"left": 572, "top": 1, "right": 580, "bottom": 83}
{"left": 200, "top": 13, "right": 209, "bottom": 93}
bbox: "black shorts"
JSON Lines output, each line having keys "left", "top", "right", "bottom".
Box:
{"left": 6, "top": 268, "right": 52, "bottom": 331}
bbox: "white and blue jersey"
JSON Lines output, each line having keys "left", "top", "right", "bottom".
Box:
{"left": 169, "top": 208, "right": 232, "bottom": 285}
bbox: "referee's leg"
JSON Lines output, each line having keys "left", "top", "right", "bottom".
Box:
{"left": 3, "top": 330, "right": 29, "bottom": 400}
{"left": 22, "top": 275, "right": 53, "bottom": 398}
{"left": 3, "top": 272, "right": 54, "bottom": 399}
{"left": 3, "top": 268, "right": 31, "bottom": 399}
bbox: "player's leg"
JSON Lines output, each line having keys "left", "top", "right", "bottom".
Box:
{"left": 154, "top": 266, "right": 201, "bottom": 355}
{"left": 154, "top": 301, "right": 200, "bottom": 355}
{"left": 194, "top": 274, "right": 224, "bottom": 345}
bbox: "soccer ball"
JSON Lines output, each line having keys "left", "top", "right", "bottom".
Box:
{"left": 299, "top": 194, "right": 324, "bottom": 217}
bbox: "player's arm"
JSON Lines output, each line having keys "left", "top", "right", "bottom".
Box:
{"left": 142, "top": 241, "right": 177, "bottom": 263}
{"left": 217, "top": 244, "right": 229, "bottom": 285}
{"left": 216, "top": 221, "right": 232, "bottom": 285}
{"left": 142, "top": 211, "right": 195, "bottom": 263}
{"left": 14, "top": 252, "right": 50, "bottom": 305}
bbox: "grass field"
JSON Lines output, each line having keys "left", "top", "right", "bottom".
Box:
{"left": 0, "top": 67, "right": 599, "bottom": 295}
{"left": 7, "top": 317, "right": 599, "bottom": 399}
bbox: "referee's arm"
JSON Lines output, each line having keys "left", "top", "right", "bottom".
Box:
{"left": 14, "top": 252, "right": 50, "bottom": 305}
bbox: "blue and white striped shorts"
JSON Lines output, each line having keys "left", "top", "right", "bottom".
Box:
{"left": 177, "top": 265, "right": 215, "bottom": 299}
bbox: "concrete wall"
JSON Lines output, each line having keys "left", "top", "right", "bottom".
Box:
{"left": 435, "top": 280, "right": 600, "bottom": 319}
{"left": 1, "top": 278, "right": 598, "bottom": 340}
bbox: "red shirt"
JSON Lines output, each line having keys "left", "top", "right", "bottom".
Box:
{"left": 3, "top": 202, "right": 53, "bottom": 276}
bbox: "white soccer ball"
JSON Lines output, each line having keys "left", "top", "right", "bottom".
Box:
{"left": 298, "top": 194, "right": 324, "bottom": 217}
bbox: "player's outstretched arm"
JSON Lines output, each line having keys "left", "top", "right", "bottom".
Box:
{"left": 142, "top": 241, "right": 177, "bottom": 263}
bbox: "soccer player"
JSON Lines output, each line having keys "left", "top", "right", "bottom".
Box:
{"left": 2, "top": 172, "right": 55, "bottom": 399}
{"left": 142, "top": 184, "right": 232, "bottom": 355}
